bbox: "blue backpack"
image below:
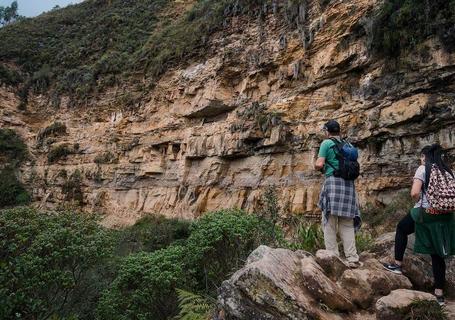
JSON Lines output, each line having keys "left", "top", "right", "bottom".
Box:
{"left": 327, "top": 138, "right": 360, "bottom": 180}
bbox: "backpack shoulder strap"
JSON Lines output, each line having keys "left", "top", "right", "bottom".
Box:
{"left": 329, "top": 137, "right": 344, "bottom": 152}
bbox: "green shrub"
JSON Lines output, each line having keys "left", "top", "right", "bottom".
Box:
{"left": 48, "top": 143, "right": 73, "bottom": 163}
{"left": 0, "top": 207, "right": 113, "bottom": 320}
{"left": 372, "top": 0, "right": 455, "bottom": 56}
{"left": 114, "top": 214, "right": 191, "bottom": 255}
{"left": 258, "top": 185, "right": 281, "bottom": 242}
{"left": 0, "top": 167, "right": 30, "bottom": 208}
{"left": 97, "top": 245, "right": 191, "bottom": 320}
{"left": 185, "top": 209, "right": 277, "bottom": 293}
{"left": 99, "top": 209, "right": 276, "bottom": 319}
{"left": 0, "top": 128, "right": 27, "bottom": 165}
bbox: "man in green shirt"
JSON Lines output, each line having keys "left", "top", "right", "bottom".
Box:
{"left": 317, "top": 136, "right": 340, "bottom": 177}
{"left": 315, "top": 120, "right": 360, "bottom": 267}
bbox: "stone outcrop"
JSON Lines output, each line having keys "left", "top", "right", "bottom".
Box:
{"left": 217, "top": 246, "right": 413, "bottom": 320}
{"left": 2, "top": 0, "right": 455, "bottom": 225}
{"left": 375, "top": 289, "right": 437, "bottom": 320}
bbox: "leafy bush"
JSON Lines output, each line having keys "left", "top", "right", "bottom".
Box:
{"left": 0, "top": 128, "right": 28, "bottom": 165}
{"left": 0, "top": 167, "right": 30, "bottom": 208}
{"left": 372, "top": 0, "right": 455, "bottom": 56}
{"left": 48, "top": 143, "right": 74, "bottom": 163}
{"left": 0, "top": 207, "right": 113, "bottom": 320}
{"left": 185, "top": 209, "right": 276, "bottom": 293}
{"left": 114, "top": 214, "right": 191, "bottom": 255}
{"left": 97, "top": 245, "right": 191, "bottom": 320}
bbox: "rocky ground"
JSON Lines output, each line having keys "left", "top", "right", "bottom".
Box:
{"left": 216, "top": 244, "right": 454, "bottom": 320}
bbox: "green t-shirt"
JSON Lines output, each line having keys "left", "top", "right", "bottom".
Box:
{"left": 318, "top": 138, "right": 340, "bottom": 177}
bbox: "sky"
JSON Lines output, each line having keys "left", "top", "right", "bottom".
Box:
{"left": 0, "top": 0, "right": 83, "bottom": 17}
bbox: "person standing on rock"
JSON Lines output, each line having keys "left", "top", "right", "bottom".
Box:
{"left": 384, "top": 144, "right": 455, "bottom": 306}
{"left": 315, "top": 120, "right": 361, "bottom": 268}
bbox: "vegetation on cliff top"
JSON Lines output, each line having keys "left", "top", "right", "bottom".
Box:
{"left": 1, "top": 0, "right": 454, "bottom": 106}
{"left": 0, "top": 0, "right": 316, "bottom": 107}
{"left": 373, "top": 0, "right": 455, "bottom": 56}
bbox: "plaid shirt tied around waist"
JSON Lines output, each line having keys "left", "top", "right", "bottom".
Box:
{"left": 318, "top": 175, "right": 360, "bottom": 227}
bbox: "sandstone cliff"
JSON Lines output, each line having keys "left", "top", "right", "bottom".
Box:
{"left": 1, "top": 0, "right": 455, "bottom": 226}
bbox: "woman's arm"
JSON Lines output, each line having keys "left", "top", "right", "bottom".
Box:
{"left": 410, "top": 179, "right": 423, "bottom": 201}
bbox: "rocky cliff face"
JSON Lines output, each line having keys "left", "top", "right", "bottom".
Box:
{"left": 2, "top": 0, "right": 455, "bottom": 226}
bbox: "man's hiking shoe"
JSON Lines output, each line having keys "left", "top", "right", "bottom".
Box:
{"left": 383, "top": 263, "right": 403, "bottom": 275}
{"left": 435, "top": 295, "right": 445, "bottom": 306}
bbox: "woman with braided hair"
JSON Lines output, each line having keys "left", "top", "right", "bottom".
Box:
{"left": 383, "top": 144, "right": 455, "bottom": 306}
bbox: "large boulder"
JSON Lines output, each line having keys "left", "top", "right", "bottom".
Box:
{"left": 374, "top": 232, "right": 455, "bottom": 297}
{"left": 375, "top": 289, "right": 438, "bottom": 320}
{"left": 217, "top": 246, "right": 415, "bottom": 320}
{"left": 315, "top": 249, "right": 349, "bottom": 279}
{"left": 300, "top": 257, "right": 354, "bottom": 312}
{"left": 217, "top": 246, "right": 346, "bottom": 320}
{"left": 338, "top": 258, "right": 412, "bottom": 308}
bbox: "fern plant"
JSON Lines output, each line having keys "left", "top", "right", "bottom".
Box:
{"left": 174, "top": 289, "right": 215, "bottom": 320}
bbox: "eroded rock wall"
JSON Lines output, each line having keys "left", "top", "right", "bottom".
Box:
{"left": 2, "top": 0, "right": 455, "bottom": 226}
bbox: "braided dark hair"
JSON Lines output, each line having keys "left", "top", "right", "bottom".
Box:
{"left": 421, "top": 144, "right": 454, "bottom": 189}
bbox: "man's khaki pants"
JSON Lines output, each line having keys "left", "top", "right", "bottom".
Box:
{"left": 323, "top": 215, "right": 359, "bottom": 262}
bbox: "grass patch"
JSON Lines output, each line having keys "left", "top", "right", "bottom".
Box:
{"left": 402, "top": 299, "right": 447, "bottom": 320}
{"left": 286, "top": 220, "right": 325, "bottom": 253}
{"left": 0, "top": 0, "right": 170, "bottom": 104}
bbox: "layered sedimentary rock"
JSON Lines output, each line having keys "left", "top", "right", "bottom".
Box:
{"left": 1, "top": 0, "right": 455, "bottom": 225}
